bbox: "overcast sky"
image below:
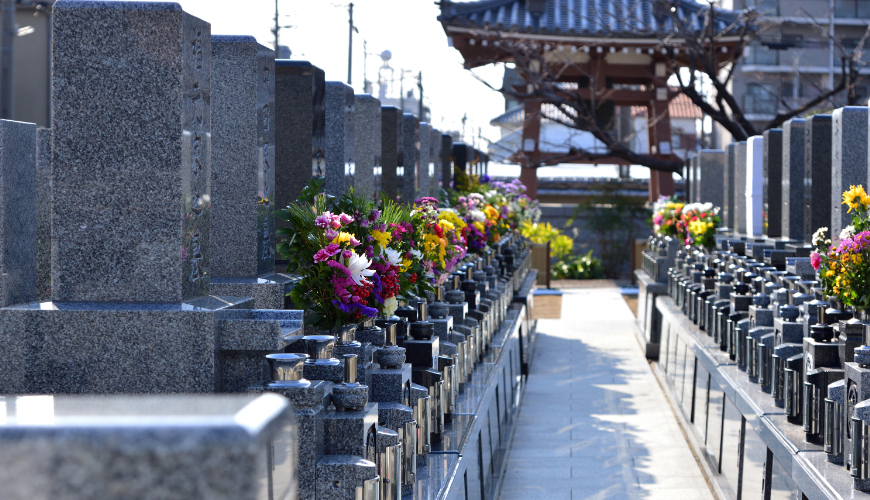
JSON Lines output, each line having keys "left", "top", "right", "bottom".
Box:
{"left": 173, "top": 0, "right": 506, "bottom": 147}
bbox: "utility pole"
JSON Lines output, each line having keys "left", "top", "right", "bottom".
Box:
{"left": 272, "top": 0, "right": 279, "bottom": 52}
{"left": 417, "top": 71, "right": 423, "bottom": 120}
{"left": 0, "top": 0, "right": 14, "bottom": 120}
{"left": 347, "top": 3, "right": 354, "bottom": 85}
{"left": 362, "top": 40, "right": 368, "bottom": 92}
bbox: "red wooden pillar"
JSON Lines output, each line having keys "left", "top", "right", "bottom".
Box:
{"left": 646, "top": 87, "right": 675, "bottom": 200}
{"left": 520, "top": 100, "right": 542, "bottom": 199}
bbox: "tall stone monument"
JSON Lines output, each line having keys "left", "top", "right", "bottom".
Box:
{"left": 832, "top": 107, "right": 869, "bottom": 240}
{"left": 724, "top": 143, "right": 736, "bottom": 230}
{"left": 381, "top": 106, "right": 402, "bottom": 199}
{"left": 734, "top": 141, "right": 748, "bottom": 234}
{"left": 781, "top": 118, "right": 805, "bottom": 241}
{"left": 419, "top": 122, "right": 431, "bottom": 198}
{"left": 402, "top": 113, "right": 420, "bottom": 203}
{"left": 324, "top": 81, "right": 354, "bottom": 197}
{"left": 430, "top": 126, "right": 440, "bottom": 196}
{"left": 804, "top": 114, "right": 832, "bottom": 243}
{"left": 441, "top": 133, "right": 453, "bottom": 195}
{"left": 762, "top": 129, "right": 782, "bottom": 238}
{"left": 208, "top": 36, "right": 292, "bottom": 310}
{"left": 0, "top": 1, "right": 299, "bottom": 395}
{"left": 697, "top": 150, "right": 725, "bottom": 208}
{"left": 275, "top": 60, "right": 325, "bottom": 213}
{"left": 0, "top": 120, "right": 36, "bottom": 307}
{"left": 36, "top": 127, "right": 50, "bottom": 300}
{"left": 746, "top": 136, "right": 764, "bottom": 237}
{"left": 353, "top": 94, "right": 380, "bottom": 197}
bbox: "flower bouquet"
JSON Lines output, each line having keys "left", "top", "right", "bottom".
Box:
{"left": 651, "top": 196, "right": 686, "bottom": 241}
{"left": 411, "top": 197, "right": 468, "bottom": 286}
{"left": 680, "top": 202, "right": 721, "bottom": 248}
{"left": 454, "top": 193, "right": 504, "bottom": 252}
{"left": 811, "top": 185, "right": 870, "bottom": 310}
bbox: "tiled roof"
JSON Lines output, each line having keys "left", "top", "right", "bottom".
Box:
{"left": 439, "top": 0, "right": 738, "bottom": 38}
{"left": 632, "top": 92, "right": 702, "bottom": 119}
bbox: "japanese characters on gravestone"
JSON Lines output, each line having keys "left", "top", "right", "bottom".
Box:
{"left": 208, "top": 36, "right": 291, "bottom": 310}
{"left": 324, "top": 81, "right": 354, "bottom": 197}
{"left": 831, "top": 107, "right": 869, "bottom": 240}
{"left": 804, "top": 114, "right": 832, "bottom": 243}
{"left": 275, "top": 60, "right": 325, "bottom": 216}
{"left": 781, "top": 118, "right": 805, "bottom": 241}
{"left": 353, "top": 94, "right": 380, "bottom": 197}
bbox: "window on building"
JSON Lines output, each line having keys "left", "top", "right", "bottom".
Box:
{"left": 745, "top": 43, "right": 778, "bottom": 65}
{"left": 744, "top": 83, "right": 778, "bottom": 114}
{"left": 835, "top": 0, "right": 870, "bottom": 18}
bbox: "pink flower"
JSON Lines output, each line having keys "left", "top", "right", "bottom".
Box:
{"left": 339, "top": 213, "right": 355, "bottom": 225}
{"left": 810, "top": 252, "right": 822, "bottom": 271}
{"left": 315, "top": 211, "right": 334, "bottom": 228}
{"left": 349, "top": 236, "right": 360, "bottom": 247}
{"left": 342, "top": 249, "right": 353, "bottom": 259}
{"left": 314, "top": 243, "right": 342, "bottom": 263}
{"left": 325, "top": 228, "right": 338, "bottom": 240}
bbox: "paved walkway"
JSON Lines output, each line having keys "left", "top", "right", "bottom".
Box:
{"left": 499, "top": 286, "right": 714, "bottom": 500}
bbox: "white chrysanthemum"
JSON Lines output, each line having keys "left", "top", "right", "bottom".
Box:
{"left": 840, "top": 225, "right": 856, "bottom": 241}
{"left": 812, "top": 227, "right": 829, "bottom": 247}
{"left": 344, "top": 252, "right": 375, "bottom": 286}
{"left": 384, "top": 247, "right": 403, "bottom": 267}
{"left": 471, "top": 210, "right": 486, "bottom": 222}
{"left": 411, "top": 248, "right": 422, "bottom": 260}
{"left": 383, "top": 296, "right": 398, "bottom": 316}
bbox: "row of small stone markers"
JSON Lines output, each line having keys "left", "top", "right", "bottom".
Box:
{"left": 0, "top": 2, "right": 527, "bottom": 500}
{"left": 639, "top": 104, "right": 870, "bottom": 497}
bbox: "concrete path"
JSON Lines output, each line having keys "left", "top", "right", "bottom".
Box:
{"left": 499, "top": 286, "right": 714, "bottom": 500}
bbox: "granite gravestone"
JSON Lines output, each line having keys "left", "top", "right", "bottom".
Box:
{"left": 698, "top": 150, "right": 725, "bottom": 207}
{"left": 324, "top": 81, "right": 354, "bottom": 197}
{"left": 353, "top": 94, "right": 380, "bottom": 197}
{"left": 747, "top": 137, "right": 764, "bottom": 237}
{"left": 804, "top": 114, "right": 832, "bottom": 243}
{"left": 35, "top": 127, "right": 50, "bottom": 300}
{"left": 275, "top": 60, "right": 325, "bottom": 216}
{"left": 402, "top": 113, "right": 420, "bottom": 203}
{"left": 381, "top": 106, "right": 402, "bottom": 199}
{"left": 724, "top": 143, "right": 736, "bottom": 230}
{"left": 429, "top": 127, "right": 440, "bottom": 196}
{"left": 691, "top": 156, "right": 700, "bottom": 202}
{"left": 762, "top": 129, "right": 782, "bottom": 238}
{"left": 0, "top": 1, "right": 301, "bottom": 395}
{"left": 419, "top": 122, "right": 431, "bottom": 198}
{"left": 0, "top": 120, "right": 36, "bottom": 307}
{"left": 0, "top": 393, "right": 298, "bottom": 500}
{"left": 453, "top": 143, "right": 468, "bottom": 188}
{"left": 209, "top": 36, "right": 291, "bottom": 310}
{"left": 781, "top": 118, "right": 805, "bottom": 241}
{"left": 735, "top": 142, "right": 748, "bottom": 234}
{"left": 832, "top": 107, "right": 869, "bottom": 240}
{"left": 440, "top": 133, "right": 453, "bottom": 195}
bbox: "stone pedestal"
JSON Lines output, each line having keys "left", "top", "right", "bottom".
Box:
{"left": 844, "top": 362, "right": 870, "bottom": 472}
{"left": 371, "top": 363, "right": 412, "bottom": 403}
{"left": 0, "top": 393, "right": 298, "bottom": 500}
{"left": 405, "top": 337, "right": 440, "bottom": 369}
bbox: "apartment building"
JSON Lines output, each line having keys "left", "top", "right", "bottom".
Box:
{"left": 719, "top": 0, "right": 870, "bottom": 143}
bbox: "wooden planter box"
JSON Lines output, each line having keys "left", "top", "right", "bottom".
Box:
{"left": 531, "top": 289, "right": 562, "bottom": 319}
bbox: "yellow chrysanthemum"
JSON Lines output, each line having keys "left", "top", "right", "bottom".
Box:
{"left": 438, "top": 220, "right": 455, "bottom": 231}
{"left": 826, "top": 270, "right": 835, "bottom": 277}
{"left": 688, "top": 220, "right": 708, "bottom": 236}
{"left": 332, "top": 232, "right": 354, "bottom": 246}
{"left": 843, "top": 185, "right": 868, "bottom": 213}
{"left": 371, "top": 230, "right": 391, "bottom": 248}
{"left": 473, "top": 221, "right": 485, "bottom": 233}
{"left": 484, "top": 205, "right": 500, "bottom": 221}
